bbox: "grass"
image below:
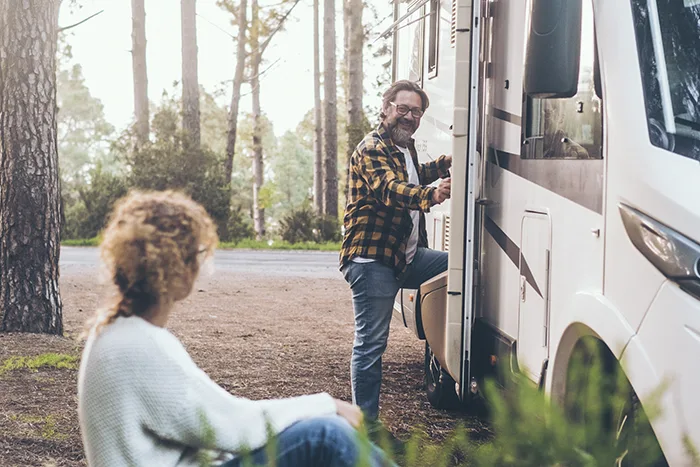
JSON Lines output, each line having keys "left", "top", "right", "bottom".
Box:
{"left": 62, "top": 237, "right": 342, "bottom": 251}
{"left": 0, "top": 353, "right": 79, "bottom": 376}
{"left": 61, "top": 237, "right": 100, "bottom": 246}
{"left": 218, "top": 239, "right": 341, "bottom": 251}
{"left": 8, "top": 414, "right": 67, "bottom": 441}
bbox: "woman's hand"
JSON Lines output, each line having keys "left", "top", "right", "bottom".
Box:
{"left": 334, "top": 398, "right": 364, "bottom": 429}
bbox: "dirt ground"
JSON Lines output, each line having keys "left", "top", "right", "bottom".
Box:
{"left": 0, "top": 259, "right": 488, "bottom": 467}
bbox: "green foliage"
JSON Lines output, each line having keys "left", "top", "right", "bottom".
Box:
{"left": 219, "top": 239, "right": 341, "bottom": 251}
{"left": 278, "top": 206, "right": 341, "bottom": 244}
{"left": 196, "top": 410, "right": 218, "bottom": 467}
{"left": 112, "top": 99, "right": 232, "bottom": 240}
{"left": 62, "top": 163, "right": 128, "bottom": 239}
{"left": 57, "top": 63, "right": 115, "bottom": 186}
{"left": 278, "top": 207, "right": 316, "bottom": 243}
{"left": 295, "top": 102, "right": 355, "bottom": 211}
{"left": 0, "top": 354, "right": 78, "bottom": 376}
{"left": 466, "top": 340, "right": 667, "bottom": 467}
{"left": 227, "top": 206, "right": 256, "bottom": 244}
{"left": 200, "top": 87, "right": 230, "bottom": 156}
{"left": 269, "top": 131, "right": 314, "bottom": 215}
{"left": 61, "top": 237, "right": 101, "bottom": 246}
{"left": 316, "top": 213, "right": 342, "bottom": 242}
{"left": 57, "top": 54, "right": 126, "bottom": 240}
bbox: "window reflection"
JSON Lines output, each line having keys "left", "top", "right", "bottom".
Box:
{"left": 631, "top": 0, "right": 700, "bottom": 160}
{"left": 394, "top": 0, "right": 425, "bottom": 85}
{"left": 523, "top": 1, "right": 603, "bottom": 160}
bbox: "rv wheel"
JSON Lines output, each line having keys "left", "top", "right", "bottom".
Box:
{"left": 424, "top": 342, "right": 459, "bottom": 409}
{"left": 565, "top": 338, "right": 668, "bottom": 466}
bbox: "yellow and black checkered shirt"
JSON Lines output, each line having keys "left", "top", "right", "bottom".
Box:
{"left": 340, "top": 123, "right": 450, "bottom": 279}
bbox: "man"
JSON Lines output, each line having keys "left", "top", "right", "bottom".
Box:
{"left": 340, "top": 80, "right": 452, "bottom": 422}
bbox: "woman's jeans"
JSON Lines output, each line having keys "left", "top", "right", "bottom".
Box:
{"left": 221, "top": 415, "right": 395, "bottom": 467}
{"left": 342, "top": 247, "right": 449, "bottom": 421}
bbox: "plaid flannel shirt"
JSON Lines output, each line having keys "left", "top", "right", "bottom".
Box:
{"left": 340, "top": 123, "right": 451, "bottom": 279}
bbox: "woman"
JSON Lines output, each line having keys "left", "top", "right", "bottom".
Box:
{"left": 78, "top": 191, "right": 394, "bottom": 467}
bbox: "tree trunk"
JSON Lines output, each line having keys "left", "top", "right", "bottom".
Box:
{"left": 313, "top": 0, "right": 323, "bottom": 215}
{"left": 346, "top": 0, "right": 364, "bottom": 200}
{"left": 131, "top": 0, "right": 149, "bottom": 146}
{"left": 342, "top": 0, "right": 350, "bottom": 98}
{"left": 251, "top": 0, "right": 265, "bottom": 239}
{"left": 323, "top": 0, "right": 338, "bottom": 218}
{"left": 0, "top": 0, "right": 63, "bottom": 334}
{"left": 181, "top": 0, "right": 200, "bottom": 149}
{"left": 224, "top": 0, "right": 248, "bottom": 185}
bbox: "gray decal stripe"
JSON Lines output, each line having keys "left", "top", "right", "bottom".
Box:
{"left": 491, "top": 107, "right": 522, "bottom": 126}
{"left": 486, "top": 147, "right": 604, "bottom": 214}
{"left": 484, "top": 215, "right": 543, "bottom": 298}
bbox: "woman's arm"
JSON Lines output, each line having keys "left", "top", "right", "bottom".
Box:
{"left": 138, "top": 335, "right": 337, "bottom": 454}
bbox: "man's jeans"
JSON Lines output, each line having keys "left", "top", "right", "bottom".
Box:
{"left": 342, "top": 247, "right": 449, "bottom": 420}
{"left": 221, "top": 415, "right": 395, "bottom": 467}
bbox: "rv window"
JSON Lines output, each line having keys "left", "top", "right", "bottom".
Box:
{"left": 427, "top": 0, "right": 439, "bottom": 78}
{"left": 630, "top": 0, "right": 700, "bottom": 161}
{"left": 393, "top": 0, "right": 426, "bottom": 84}
{"left": 521, "top": 0, "right": 603, "bottom": 160}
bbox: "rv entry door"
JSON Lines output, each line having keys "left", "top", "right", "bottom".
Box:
{"left": 443, "top": 0, "right": 482, "bottom": 402}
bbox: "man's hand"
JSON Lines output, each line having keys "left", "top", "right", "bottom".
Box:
{"left": 444, "top": 155, "right": 452, "bottom": 170}
{"left": 431, "top": 178, "right": 451, "bottom": 205}
{"left": 334, "top": 398, "right": 364, "bottom": 429}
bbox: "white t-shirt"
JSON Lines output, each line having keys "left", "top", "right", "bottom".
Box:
{"left": 399, "top": 146, "right": 421, "bottom": 264}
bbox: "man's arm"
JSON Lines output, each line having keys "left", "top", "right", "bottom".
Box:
{"left": 419, "top": 154, "right": 452, "bottom": 185}
{"left": 357, "top": 147, "right": 435, "bottom": 212}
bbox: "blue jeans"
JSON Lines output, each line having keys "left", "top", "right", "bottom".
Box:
{"left": 220, "top": 415, "right": 395, "bottom": 467}
{"left": 342, "top": 247, "right": 449, "bottom": 420}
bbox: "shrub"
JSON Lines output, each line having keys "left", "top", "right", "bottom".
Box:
{"left": 116, "top": 116, "right": 233, "bottom": 240}
{"left": 227, "top": 206, "right": 255, "bottom": 244}
{"left": 279, "top": 207, "right": 342, "bottom": 244}
{"left": 62, "top": 164, "right": 128, "bottom": 239}
{"left": 316, "top": 214, "right": 342, "bottom": 242}
{"left": 279, "top": 207, "right": 316, "bottom": 244}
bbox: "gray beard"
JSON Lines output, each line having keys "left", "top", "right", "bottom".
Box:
{"left": 390, "top": 125, "right": 413, "bottom": 147}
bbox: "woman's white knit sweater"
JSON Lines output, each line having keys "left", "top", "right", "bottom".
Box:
{"left": 77, "top": 316, "right": 337, "bottom": 466}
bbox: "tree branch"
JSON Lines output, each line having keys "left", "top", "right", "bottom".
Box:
{"left": 196, "top": 13, "right": 236, "bottom": 40}
{"left": 240, "top": 58, "right": 283, "bottom": 95}
{"left": 58, "top": 10, "right": 104, "bottom": 32}
{"left": 245, "top": 57, "right": 282, "bottom": 82}
{"left": 257, "top": 0, "right": 302, "bottom": 56}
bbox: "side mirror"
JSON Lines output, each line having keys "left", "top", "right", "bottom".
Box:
{"left": 524, "top": 0, "right": 583, "bottom": 98}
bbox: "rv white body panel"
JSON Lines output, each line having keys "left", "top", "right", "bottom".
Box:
{"left": 390, "top": 0, "right": 700, "bottom": 463}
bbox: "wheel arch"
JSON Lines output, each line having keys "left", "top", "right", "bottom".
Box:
{"left": 547, "top": 291, "right": 636, "bottom": 405}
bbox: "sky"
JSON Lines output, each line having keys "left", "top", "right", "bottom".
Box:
{"left": 58, "top": 0, "right": 392, "bottom": 137}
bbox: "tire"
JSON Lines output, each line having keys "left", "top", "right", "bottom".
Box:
{"left": 424, "top": 342, "right": 459, "bottom": 409}
{"left": 564, "top": 338, "right": 668, "bottom": 467}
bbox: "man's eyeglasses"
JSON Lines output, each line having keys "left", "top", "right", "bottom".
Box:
{"left": 390, "top": 102, "right": 424, "bottom": 118}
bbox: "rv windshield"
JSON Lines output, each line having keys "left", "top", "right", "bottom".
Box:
{"left": 631, "top": 0, "right": 700, "bottom": 160}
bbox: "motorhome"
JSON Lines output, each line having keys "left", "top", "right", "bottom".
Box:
{"left": 384, "top": 0, "right": 700, "bottom": 464}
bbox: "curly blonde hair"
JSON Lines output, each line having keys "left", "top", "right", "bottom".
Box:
{"left": 85, "top": 190, "right": 218, "bottom": 336}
